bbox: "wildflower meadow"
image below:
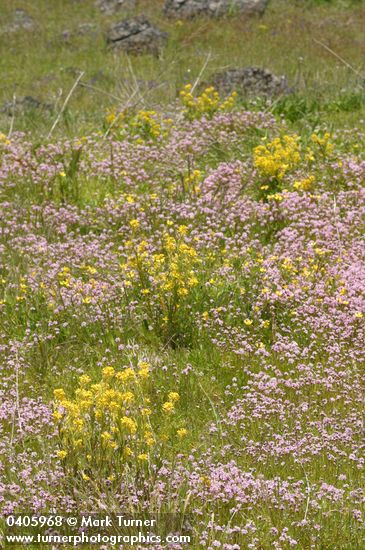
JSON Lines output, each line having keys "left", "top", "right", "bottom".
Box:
{"left": 1, "top": 0, "right": 365, "bottom": 548}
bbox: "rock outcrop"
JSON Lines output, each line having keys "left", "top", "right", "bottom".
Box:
{"left": 106, "top": 17, "right": 168, "bottom": 55}
{"left": 4, "top": 9, "right": 35, "bottom": 33}
{"left": 211, "top": 67, "right": 291, "bottom": 98}
{"left": 96, "top": 0, "right": 136, "bottom": 16}
{"left": 164, "top": 0, "right": 268, "bottom": 18}
{"left": 0, "top": 96, "right": 52, "bottom": 116}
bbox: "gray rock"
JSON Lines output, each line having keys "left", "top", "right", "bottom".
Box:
{"left": 61, "top": 22, "right": 99, "bottom": 43}
{"left": 96, "top": 0, "right": 136, "bottom": 15}
{"left": 210, "top": 67, "right": 291, "bottom": 98}
{"left": 4, "top": 8, "right": 35, "bottom": 33}
{"left": 0, "top": 96, "right": 52, "bottom": 116}
{"left": 77, "top": 22, "right": 98, "bottom": 35}
{"left": 164, "top": 0, "right": 268, "bottom": 18}
{"left": 106, "top": 17, "right": 168, "bottom": 55}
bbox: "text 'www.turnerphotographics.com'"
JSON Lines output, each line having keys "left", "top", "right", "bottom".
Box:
{"left": 3, "top": 514, "right": 193, "bottom": 546}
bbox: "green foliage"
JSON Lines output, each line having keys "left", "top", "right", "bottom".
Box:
{"left": 327, "top": 89, "right": 365, "bottom": 112}
{"left": 272, "top": 94, "right": 322, "bottom": 123}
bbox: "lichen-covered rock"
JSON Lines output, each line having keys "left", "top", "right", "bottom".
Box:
{"left": 3, "top": 9, "right": 35, "bottom": 33}
{"left": 211, "top": 67, "right": 291, "bottom": 98}
{"left": 61, "top": 22, "right": 100, "bottom": 43}
{"left": 164, "top": 0, "right": 268, "bottom": 18}
{"left": 95, "top": 0, "right": 136, "bottom": 16}
{"left": 0, "top": 96, "right": 52, "bottom": 116}
{"left": 106, "top": 17, "right": 168, "bottom": 55}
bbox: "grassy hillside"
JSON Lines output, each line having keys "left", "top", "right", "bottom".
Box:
{"left": 1, "top": 0, "right": 365, "bottom": 136}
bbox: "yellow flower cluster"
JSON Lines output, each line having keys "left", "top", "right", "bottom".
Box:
{"left": 183, "top": 169, "right": 202, "bottom": 195}
{"left": 55, "top": 265, "right": 104, "bottom": 305}
{"left": 293, "top": 175, "right": 315, "bottom": 192}
{"left": 105, "top": 108, "right": 171, "bottom": 142}
{"left": 53, "top": 362, "right": 154, "bottom": 479}
{"left": 121, "top": 231, "right": 202, "bottom": 342}
{"left": 267, "top": 190, "right": 289, "bottom": 202}
{"left": 162, "top": 391, "right": 180, "bottom": 414}
{"left": 105, "top": 108, "right": 126, "bottom": 127}
{"left": 122, "top": 233, "right": 201, "bottom": 304}
{"left": 179, "top": 84, "right": 237, "bottom": 120}
{"left": 130, "top": 110, "right": 162, "bottom": 141}
{"left": 58, "top": 266, "right": 71, "bottom": 288}
{"left": 311, "top": 132, "right": 334, "bottom": 156}
{"left": 16, "top": 277, "right": 28, "bottom": 302}
{"left": 254, "top": 135, "right": 301, "bottom": 181}
{"left": 0, "top": 132, "right": 11, "bottom": 146}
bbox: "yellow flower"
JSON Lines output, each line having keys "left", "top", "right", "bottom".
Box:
{"left": 244, "top": 319, "right": 253, "bottom": 326}
{"left": 168, "top": 392, "right": 180, "bottom": 403}
{"left": 116, "top": 368, "right": 136, "bottom": 382}
{"left": 138, "top": 361, "right": 150, "bottom": 379}
{"left": 121, "top": 391, "right": 134, "bottom": 404}
{"left": 102, "top": 366, "right": 115, "bottom": 379}
{"left": 79, "top": 374, "right": 91, "bottom": 386}
{"left": 129, "top": 219, "right": 140, "bottom": 230}
{"left": 101, "top": 431, "right": 112, "bottom": 443}
{"left": 74, "top": 419, "right": 85, "bottom": 431}
{"left": 177, "top": 428, "right": 188, "bottom": 438}
{"left": 144, "top": 431, "right": 155, "bottom": 446}
{"left": 108, "top": 401, "right": 120, "bottom": 413}
{"left": 56, "top": 450, "right": 67, "bottom": 459}
{"left": 123, "top": 446, "right": 133, "bottom": 457}
{"left": 162, "top": 401, "right": 175, "bottom": 413}
{"left": 177, "top": 286, "right": 188, "bottom": 297}
{"left": 120, "top": 416, "right": 137, "bottom": 434}
{"left": 293, "top": 176, "right": 315, "bottom": 191}
{"left": 254, "top": 135, "right": 301, "bottom": 181}
{"left": 138, "top": 453, "right": 148, "bottom": 461}
{"left": 75, "top": 389, "right": 93, "bottom": 401}
{"left": 52, "top": 410, "right": 62, "bottom": 421}
{"left": 54, "top": 388, "right": 66, "bottom": 402}
{"left": 267, "top": 193, "right": 284, "bottom": 202}
{"left": 354, "top": 312, "right": 363, "bottom": 319}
